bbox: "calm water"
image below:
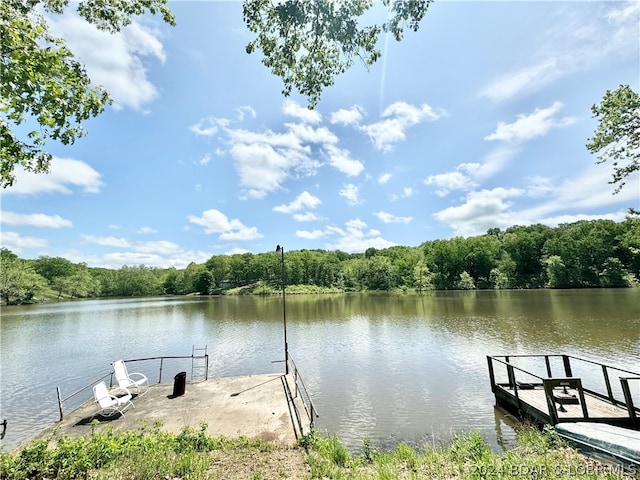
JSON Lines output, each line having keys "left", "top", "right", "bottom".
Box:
{"left": 1, "top": 289, "right": 639, "bottom": 453}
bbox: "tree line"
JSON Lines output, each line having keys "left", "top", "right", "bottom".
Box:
{"left": 1, "top": 217, "right": 638, "bottom": 305}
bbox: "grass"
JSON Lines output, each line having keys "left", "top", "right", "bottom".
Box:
{"left": 1, "top": 423, "right": 636, "bottom": 479}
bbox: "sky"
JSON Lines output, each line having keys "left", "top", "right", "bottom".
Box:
{"left": 1, "top": 1, "right": 639, "bottom": 269}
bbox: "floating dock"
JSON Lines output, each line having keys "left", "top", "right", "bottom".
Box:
{"left": 487, "top": 354, "right": 639, "bottom": 429}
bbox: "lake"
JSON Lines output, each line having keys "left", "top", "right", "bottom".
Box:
{"left": 1, "top": 289, "right": 638, "bottom": 453}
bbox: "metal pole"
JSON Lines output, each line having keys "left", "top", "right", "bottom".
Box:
{"left": 277, "top": 245, "right": 289, "bottom": 374}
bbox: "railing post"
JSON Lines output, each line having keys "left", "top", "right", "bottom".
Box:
{"left": 602, "top": 365, "right": 613, "bottom": 402}
{"left": 159, "top": 358, "right": 164, "bottom": 384}
{"left": 487, "top": 356, "right": 496, "bottom": 393}
{"left": 562, "top": 355, "right": 572, "bottom": 377}
{"left": 620, "top": 378, "right": 637, "bottom": 420}
{"left": 545, "top": 355, "right": 552, "bottom": 378}
{"left": 205, "top": 354, "right": 209, "bottom": 380}
{"left": 57, "top": 387, "right": 64, "bottom": 421}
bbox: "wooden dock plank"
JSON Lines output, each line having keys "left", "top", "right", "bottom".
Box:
{"left": 497, "top": 385, "right": 630, "bottom": 420}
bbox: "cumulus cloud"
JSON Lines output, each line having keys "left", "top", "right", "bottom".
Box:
{"left": 485, "top": 102, "right": 575, "bottom": 143}
{"left": 433, "top": 188, "right": 524, "bottom": 236}
{"left": 1, "top": 212, "right": 72, "bottom": 228}
{"left": 360, "top": 101, "right": 444, "bottom": 152}
{"left": 82, "top": 234, "right": 131, "bottom": 248}
{"left": 0, "top": 231, "right": 48, "bottom": 253}
{"left": 283, "top": 99, "right": 322, "bottom": 124}
{"left": 48, "top": 13, "right": 167, "bottom": 110}
{"left": 374, "top": 211, "right": 413, "bottom": 224}
{"left": 190, "top": 116, "right": 229, "bottom": 136}
{"left": 5, "top": 158, "right": 103, "bottom": 195}
{"left": 326, "top": 219, "right": 396, "bottom": 253}
{"left": 137, "top": 226, "right": 157, "bottom": 234}
{"left": 273, "top": 191, "right": 322, "bottom": 213}
{"left": 378, "top": 173, "right": 392, "bottom": 184}
{"left": 339, "top": 184, "right": 361, "bottom": 206}
{"left": 188, "top": 209, "right": 263, "bottom": 241}
{"left": 325, "top": 145, "right": 364, "bottom": 176}
{"left": 330, "top": 105, "right": 364, "bottom": 126}
{"left": 424, "top": 147, "right": 517, "bottom": 196}
{"left": 296, "top": 229, "right": 326, "bottom": 239}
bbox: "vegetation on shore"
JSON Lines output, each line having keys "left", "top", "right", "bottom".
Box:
{"left": 1, "top": 422, "right": 635, "bottom": 479}
{"left": 2, "top": 217, "right": 639, "bottom": 305}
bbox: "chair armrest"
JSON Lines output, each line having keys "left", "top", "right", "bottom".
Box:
{"left": 129, "top": 372, "right": 148, "bottom": 383}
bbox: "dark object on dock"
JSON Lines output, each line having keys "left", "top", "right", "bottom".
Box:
{"left": 487, "top": 354, "right": 639, "bottom": 430}
{"left": 172, "top": 371, "right": 187, "bottom": 398}
{"left": 1, "top": 419, "right": 6, "bottom": 439}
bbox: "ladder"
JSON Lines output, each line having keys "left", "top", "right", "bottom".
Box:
{"left": 191, "top": 345, "right": 208, "bottom": 381}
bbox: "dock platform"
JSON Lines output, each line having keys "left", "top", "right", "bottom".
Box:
{"left": 487, "top": 354, "right": 639, "bottom": 430}
{"left": 39, "top": 373, "right": 313, "bottom": 447}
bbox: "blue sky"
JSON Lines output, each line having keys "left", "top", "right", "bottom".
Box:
{"left": 2, "top": 1, "right": 639, "bottom": 269}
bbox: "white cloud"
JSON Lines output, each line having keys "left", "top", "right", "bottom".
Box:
{"left": 0, "top": 212, "right": 72, "bottom": 228}
{"left": 330, "top": 105, "right": 364, "bottom": 126}
{"left": 293, "top": 212, "right": 322, "bottom": 222}
{"left": 48, "top": 13, "right": 166, "bottom": 110}
{"left": 425, "top": 171, "right": 476, "bottom": 197}
{"left": 432, "top": 161, "right": 639, "bottom": 237}
{"left": 402, "top": 187, "right": 414, "bottom": 198}
{"left": 82, "top": 234, "right": 131, "bottom": 248}
{"left": 273, "top": 191, "right": 322, "bottom": 213}
{"left": 283, "top": 99, "right": 322, "bottom": 124}
{"left": 325, "top": 145, "right": 364, "bottom": 176}
{"left": 360, "top": 101, "right": 444, "bottom": 152}
{"left": 339, "top": 184, "right": 361, "bottom": 206}
{"left": 378, "top": 173, "right": 392, "bottom": 184}
{"left": 480, "top": 2, "right": 639, "bottom": 100}
{"left": 433, "top": 188, "right": 524, "bottom": 236}
{"left": 374, "top": 211, "right": 413, "bottom": 224}
{"left": 190, "top": 116, "right": 229, "bottom": 136}
{"left": 296, "top": 229, "right": 326, "bottom": 239}
{"left": 424, "top": 147, "right": 518, "bottom": 196}
{"left": 480, "top": 60, "right": 560, "bottom": 101}
{"left": 5, "top": 158, "right": 103, "bottom": 195}
{"left": 187, "top": 209, "right": 263, "bottom": 241}
{"left": 326, "top": 219, "right": 396, "bottom": 253}
{"left": 485, "top": 102, "right": 575, "bottom": 143}
{"left": 0, "top": 231, "right": 48, "bottom": 252}
{"left": 236, "top": 106, "right": 256, "bottom": 121}
{"left": 199, "top": 154, "right": 212, "bottom": 166}
{"left": 226, "top": 126, "right": 322, "bottom": 199}
{"left": 137, "top": 226, "right": 157, "bottom": 234}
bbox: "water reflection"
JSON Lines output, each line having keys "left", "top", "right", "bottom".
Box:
{"left": 1, "top": 290, "right": 638, "bottom": 452}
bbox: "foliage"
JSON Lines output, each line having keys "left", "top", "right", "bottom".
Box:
{"left": 0, "top": 422, "right": 274, "bottom": 480}
{"left": 0, "top": 248, "right": 48, "bottom": 304}
{"left": 3, "top": 218, "right": 639, "bottom": 304}
{"left": 243, "top": 0, "right": 433, "bottom": 107}
{"left": 0, "top": 0, "right": 175, "bottom": 188}
{"left": 587, "top": 84, "right": 640, "bottom": 193}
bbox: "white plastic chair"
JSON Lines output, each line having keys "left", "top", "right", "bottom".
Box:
{"left": 113, "top": 360, "right": 149, "bottom": 396}
{"left": 92, "top": 381, "right": 133, "bottom": 418}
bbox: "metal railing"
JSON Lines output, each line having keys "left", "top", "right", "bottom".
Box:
{"left": 285, "top": 355, "right": 319, "bottom": 429}
{"left": 487, "top": 354, "right": 640, "bottom": 422}
{"left": 56, "top": 354, "right": 209, "bottom": 420}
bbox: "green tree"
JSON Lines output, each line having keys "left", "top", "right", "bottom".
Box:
{"left": 0, "top": 248, "right": 47, "bottom": 304}
{"left": 587, "top": 84, "right": 640, "bottom": 194}
{"left": 1, "top": 0, "right": 175, "bottom": 188}
{"left": 244, "top": 0, "right": 432, "bottom": 107}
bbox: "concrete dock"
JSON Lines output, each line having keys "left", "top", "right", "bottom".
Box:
{"left": 38, "top": 373, "right": 312, "bottom": 446}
